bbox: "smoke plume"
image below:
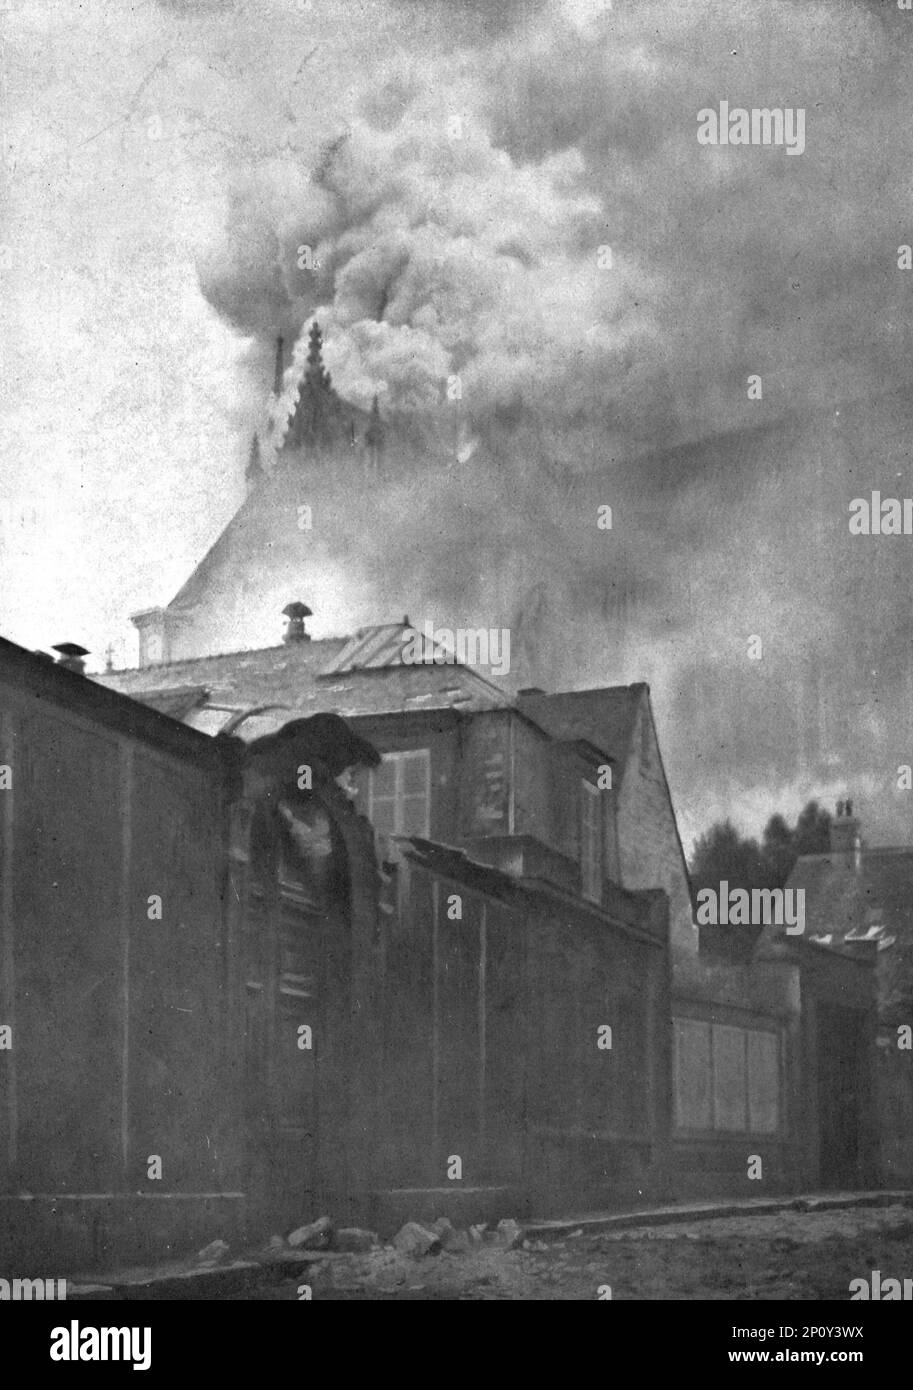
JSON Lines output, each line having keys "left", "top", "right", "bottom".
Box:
{"left": 194, "top": 0, "right": 913, "bottom": 850}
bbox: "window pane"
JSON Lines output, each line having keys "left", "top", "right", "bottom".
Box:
{"left": 713, "top": 1024, "right": 747, "bottom": 1131}
{"left": 368, "top": 750, "right": 430, "bottom": 839}
{"left": 401, "top": 793, "right": 429, "bottom": 837}
{"left": 370, "top": 794, "right": 397, "bottom": 836}
{"left": 401, "top": 751, "right": 429, "bottom": 794}
{"left": 373, "top": 757, "right": 397, "bottom": 796}
{"left": 581, "top": 781, "right": 601, "bottom": 901}
{"left": 674, "top": 1018, "right": 712, "bottom": 1129}
{"left": 747, "top": 1031, "right": 779, "bottom": 1133}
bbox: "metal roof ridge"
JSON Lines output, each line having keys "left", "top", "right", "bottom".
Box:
{"left": 97, "top": 636, "right": 349, "bottom": 677}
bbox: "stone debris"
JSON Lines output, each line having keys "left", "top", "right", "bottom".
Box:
{"left": 93, "top": 1200, "right": 913, "bottom": 1301}
{"left": 334, "top": 1227, "right": 379, "bottom": 1253}
{"left": 491, "top": 1218, "right": 523, "bottom": 1249}
{"left": 428, "top": 1216, "right": 469, "bottom": 1253}
{"left": 480, "top": 1223, "right": 522, "bottom": 1256}
{"left": 301, "top": 1259, "right": 334, "bottom": 1295}
{"left": 392, "top": 1222, "right": 442, "bottom": 1257}
{"left": 287, "top": 1215, "right": 334, "bottom": 1250}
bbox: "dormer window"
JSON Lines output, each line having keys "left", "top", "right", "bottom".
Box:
{"left": 367, "top": 749, "right": 431, "bottom": 837}
{"left": 580, "top": 779, "right": 603, "bottom": 903}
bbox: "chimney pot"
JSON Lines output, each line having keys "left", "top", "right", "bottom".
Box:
{"left": 282, "top": 601, "right": 313, "bottom": 644}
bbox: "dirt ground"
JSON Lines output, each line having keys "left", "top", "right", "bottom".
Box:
{"left": 236, "top": 1203, "right": 913, "bottom": 1300}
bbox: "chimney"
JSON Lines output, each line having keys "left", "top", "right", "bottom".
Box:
{"left": 282, "top": 601, "right": 312, "bottom": 644}
{"left": 830, "top": 798, "right": 862, "bottom": 869}
{"left": 131, "top": 607, "right": 167, "bottom": 667}
{"left": 273, "top": 335, "right": 285, "bottom": 397}
{"left": 52, "top": 642, "right": 89, "bottom": 675}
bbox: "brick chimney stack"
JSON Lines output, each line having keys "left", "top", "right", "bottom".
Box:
{"left": 830, "top": 798, "right": 862, "bottom": 869}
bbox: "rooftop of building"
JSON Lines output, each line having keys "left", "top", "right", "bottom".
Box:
{"left": 96, "top": 619, "right": 516, "bottom": 739}
{"left": 786, "top": 808, "right": 913, "bottom": 1009}
{"left": 0, "top": 634, "right": 224, "bottom": 771}
{"left": 94, "top": 616, "right": 649, "bottom": 774}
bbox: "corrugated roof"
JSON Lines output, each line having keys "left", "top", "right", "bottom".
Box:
{"left": 321, "top": 621, "right": 448, "bottom": 675}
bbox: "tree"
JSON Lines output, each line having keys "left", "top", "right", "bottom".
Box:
{"left": 760, "top": 812, "right": 794, "bottom": 888}
{"left": 689, "top": 800, "right": 832, "bottom": 906}
{"left": 793, "top": 799, "right": 831, "bottom": 857}
{"left": 689, "top": 820, "right": 767, "bottom": 904}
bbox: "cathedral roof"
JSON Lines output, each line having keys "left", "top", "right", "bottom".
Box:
{"left": 278, "top": 320, "right": 376, "bottom": 455}
{"left": 160, "top": 324, "right": 421, "bottom": 633}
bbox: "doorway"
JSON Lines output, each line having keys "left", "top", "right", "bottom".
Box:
{"left": 816, "top": 1003, "right": 863, "bottom": 1188}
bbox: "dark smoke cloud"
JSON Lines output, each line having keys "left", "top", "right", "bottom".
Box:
{"left": 195, "top": 0, "right": 913, "bottom": 849}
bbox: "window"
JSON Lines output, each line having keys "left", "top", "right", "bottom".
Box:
{"left": 673, "top": 1018, "right": 712, "bottom": 1130}
{"left": 580, "top": 779, "right": 602, "bottom": 903}
{"left": 713, "top": 1024, "right": 748, "bottom": 1131}
{"left": 674, "top": 1018, "right": 780, "bottom": 1133}
{"left": 367, "top": 749, "right": 431, "bottom": 837}
{"left": 746, "top": 1030, "right": 779, "bottom": 1132}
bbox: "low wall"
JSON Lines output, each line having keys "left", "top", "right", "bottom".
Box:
{"left": 0, "top": 1192, "right": 248, "bottom": 1275}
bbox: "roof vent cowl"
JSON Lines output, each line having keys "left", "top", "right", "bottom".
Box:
{"left": 282, "top": 601, "right": 313, "bottom": 644}
{"left": 52, "top": 642, "right": 89, "bottom": 675}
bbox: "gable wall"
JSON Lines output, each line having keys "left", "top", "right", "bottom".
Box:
{"left": 617, "top": 695, "right": 698, "bottom": 962}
